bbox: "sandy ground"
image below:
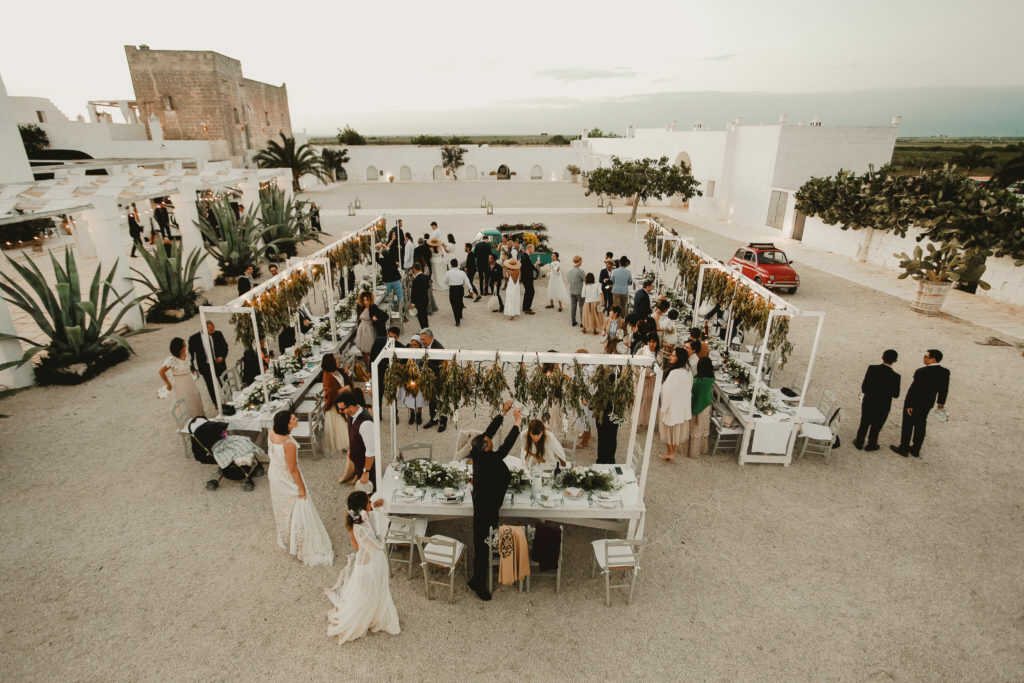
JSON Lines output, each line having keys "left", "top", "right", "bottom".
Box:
{"left": 2, "top": 183, "right": 1024, "bottom": 682}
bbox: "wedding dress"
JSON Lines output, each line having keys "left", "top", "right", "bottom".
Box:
{"left": 430, "top": 249, "right": 447, "bottom": 291}
{"left": 326, "top": 512, "right": 400, "bottom": 643}
{"left": 546, "top": 260, "right": 569, "bottom": 305}
{"left": 268, "top": 437, "right": 334, "bottom": 566}
{"left": 504, "top": 276, "right": 523, "bottom": 318}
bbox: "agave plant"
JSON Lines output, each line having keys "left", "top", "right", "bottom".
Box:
{"left": 0, "top": 248, "right": 150, "bottom": 380}
{"left": 195, "top": 198, "right": 293, "bottom": 279}
{"left": 254, "top": 133, "right": 330, "bottom": 192}
{"left": 258, "top": 186, "right": 324, "bottom": 258}
{"left": 129, "top": 240, "right": 208, "bottom": 321}
{"left": 895, "top": 240, "right": 991, "bottom": 289}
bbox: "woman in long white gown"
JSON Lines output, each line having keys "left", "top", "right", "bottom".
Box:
{"left": 545, "top": 252, "right": 569, "bottom": 312}
{"left": 327, "top": 490, "right": 400, "bottom": 644}
{"left": 268, "top": 410, "right": 334, "bottom": 566}
{"left": 428, "top": 238, "right": 447, "bottom": 291}
{"left": 159, "top": 337, "right": 205, "bottom": 417}
{"left": 503, "top": 259, "right": 523, "bottom": 318}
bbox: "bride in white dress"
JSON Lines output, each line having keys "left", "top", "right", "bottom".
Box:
{"left": 327, "top": 490, "right": 400, "bottom": 643}
{"left": 545, "top": 252, "right": 569, "bottom": 312}
{"left": 503, "top": 259, "right": 523, "bottom": 319}
{"left": 428, "top": 238, "right": 447, "bottom": 291}
{"left": 268, "top": 411, "right": 334, "bottom": 567}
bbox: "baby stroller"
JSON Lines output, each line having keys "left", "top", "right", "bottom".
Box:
{"left": 186, "top": 417, "right": 265, "bottom": 491}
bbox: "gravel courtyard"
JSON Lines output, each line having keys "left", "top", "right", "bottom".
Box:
{"left": 2, "top": 182, "right": 1022, "bottom": 681}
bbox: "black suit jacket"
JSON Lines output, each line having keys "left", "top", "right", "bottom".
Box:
{"left": 377, "top": 250, "right": 401, "bottom": 282}
{"left": 469, "top": 414, "right": 520, "bottom": 518}
{"left": 861, "top": 363, "right": 900, "bottom": 404}
{"left": 474, "top": 242, "right": 492, "bottom": 273}
{"left": 633, "top": 288, "right": 651, "bottom": 317}
{"left": 905, "top": 364, "right": 950, "bottom": 412}
{"left": 521, "top": 255, "right": 536, "bottom": 283}
{"left": 237, "top": 275, "right": 253, "bottom": 296}
{"left": 188, "top": 330, "right": 228, "bottom": 373}
{"left": 413, "top": 244, "right": 431, "bottom": 273}
{"left": 411, "top": 272, "right": 431, "bottom": 307}
{"left": 154, "top": 206, "right": 170, "bottom": 229}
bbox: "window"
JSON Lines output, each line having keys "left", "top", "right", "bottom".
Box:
{"left": 757, "top": 250, "right": 789, "bottom": 265}
{"left": 233, "top": 107, "right": 240, "bottom": 124}
{"left": 733, "top": 248, "right": 746, "bottom": 260}
{"left": 35, "top": 110, "right": 46, "bottom": 123}
{"left": 264, "top": 111, "right": 270, "bottom": 125}
{"left": 162, "top": 95, "right": 174, "bottom": 111}
{"left": 705, "top": 180, "right": 716, "bottom": 198}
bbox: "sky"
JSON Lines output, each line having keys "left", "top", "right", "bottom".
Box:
{"left": 2, "top": 0, "right": 1023, "bottom": 136}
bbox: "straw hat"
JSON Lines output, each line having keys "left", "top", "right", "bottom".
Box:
{"left": 427, "top": 237, "right": 443, "bottom": 247}
{"left": 502, "top": 257, "right": 521, "bottom": 271}
{"left": 572, "top": 255, "right": 582, "bottom": 265}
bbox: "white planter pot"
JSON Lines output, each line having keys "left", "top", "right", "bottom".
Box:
{"left": 910, "top": 280, "right": 952, "bottom": 315}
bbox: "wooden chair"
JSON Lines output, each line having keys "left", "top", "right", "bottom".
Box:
{"left": 416, "top": 534, "right": 467, "bottom": 603}
{"left": 591, "top": 538, "right": 646, "bottom": 606}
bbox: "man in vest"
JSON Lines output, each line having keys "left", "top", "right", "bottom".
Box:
{"left": 338, "top": 389, "right": 377, "bottom": 492}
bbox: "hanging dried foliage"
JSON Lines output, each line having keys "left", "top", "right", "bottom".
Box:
{"left": 512, "top": 362, "right": 530, "bottom": 406}
{"left": 383, "top": 358, "right": 420, "bottom": 402}
{"left": 478, "top": 356, "right": 509, "bottom": 411}
{"left": 564, "top": 360, "right": 592, "bottom": 420}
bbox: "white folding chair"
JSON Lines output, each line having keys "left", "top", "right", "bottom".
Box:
{"left": 171, "top": 399, "right": 192, "bottom": 459}
{"left": 398, "top": 441, "right": 434, "bottom": 462}
{"left": 795, "top": 388, "right": 833, "bottom": 425}
{"left": 385, "top": 516, "right": 428, "bottom": 579}
{"left": 293, "top": 396, "right": 323, "bottom": 457}
{"left": 525, "top": 523, "right": 563, "bottom": 594}
{"left": 416, "top": 534, "right": 467, "bottom": 603}
{"left": 798, "top": 408, "right": 840, "bottom": 461}
{"left": 591, "top": 538, "right": 646, "bottom": 606}
{"left": 709, "top": 413, "right": 743, "bottom": 457}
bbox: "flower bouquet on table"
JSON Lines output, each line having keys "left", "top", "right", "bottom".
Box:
{"left": 725, "top": 358, "right": 750, "bottom": 386}
{"left": 401, "top": 459, "right": 469, "bottom": 489}
{"left": 555, "top": 466, "right": 618, "bottom": 492}
{"left": 312, "top": 317, "right": 332, "bottom": 341}
{"left": 506, "top": 469, "right": 531, "bottom": 492}
{"left": 237, "top": 375, "right": 283, "bottom": 410}
{"left": 754, "top": 391, "right": 775, "bottom": 414}
{"left": 278, "top": 353, "right": 304, "bottom": 375}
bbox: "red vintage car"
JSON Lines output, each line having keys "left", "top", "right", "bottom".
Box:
{"left": 727, "top": 243, "right": 800, "bottom": 293}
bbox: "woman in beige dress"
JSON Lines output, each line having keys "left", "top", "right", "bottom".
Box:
{"left": 159, "top": 337, "right": 205, "bottom": 417}
{"left": 581, "top": 273, "right": 604, "bottom": 334}
{"left": 658, "top": 347, "right": 693, "bottom": 462}
{"left": 321, "top": 353, "right": 351, "bottom": 467}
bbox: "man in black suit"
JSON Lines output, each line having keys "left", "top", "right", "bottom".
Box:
{"left": 389, "top": 219, "right": 405, "bottom": 263}
{"left": 419, "top": 328, "right": 448, "bottom": 432}
{"left": 410, "top": 262, "right": 431, "bottom": 330}
{"left": 854, "top": 349, "right": 901, "bottom": 451}
{"left": 473, "top": 236, "right": 493, "bottom": 295}
{"left": 413, "top": 237, "right": 432, "bottom": 279}
{"left": 487, "top": 254, "right": 503, "bottom": 310}
{"left": 153, "top": 202, "right": 171, "bottom": 238}
{"left": 188, "top": 321, "right": 228, "bottom": 403}
{"left": 466, "top": 400, "right": 522, "bottom": 601}
{"left": 891, "top": 349, "right": 950, "bottom": 458}
{"left": 633, "top": 278, "right": 653, "bottom": 318}
{"left": 521, "top": 244, "right": 537, "bottom": 314}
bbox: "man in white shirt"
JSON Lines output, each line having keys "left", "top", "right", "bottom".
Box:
{"left": 444, "top": 258, "right": 473, "bottom": 326}
{"left": 337, "top": 389, "right": 377, "bottom": 492}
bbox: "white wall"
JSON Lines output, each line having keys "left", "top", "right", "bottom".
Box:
{"left": 802, "top": 217, "right": 1024, "bottom": 306}
{"left": 719, "top": 125, "right": 782, "bottom": 230}
{"left": 773, "top": 125, "right": 897, "bottom": 191}
{"left": 311, "top": 145, "right": 581, "bottom": 184}
{"left": 0, "top": 78, "right": 31, "bottom": 184}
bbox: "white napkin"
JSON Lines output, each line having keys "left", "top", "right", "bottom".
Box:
{"left": 750, "top": 421, "right": 794, "bottom": 455}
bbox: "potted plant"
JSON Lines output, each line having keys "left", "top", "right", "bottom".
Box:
{"left": 895, "top": 240, "right": 990, "bottom": 315}
{"left": 566, "top": 164, "right": 581, "bottom": 183}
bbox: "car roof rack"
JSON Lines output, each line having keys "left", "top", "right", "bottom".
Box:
{"left": 747, "top": 242, "right": 777, "bottom": 249}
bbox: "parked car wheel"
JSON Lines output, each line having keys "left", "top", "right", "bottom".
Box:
{"left": 787, "top": 286, "right": 798, "bottom": 294}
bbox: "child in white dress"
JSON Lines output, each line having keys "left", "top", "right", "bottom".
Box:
{"left": 326, "top": 491, "right": 400, "bottom": 644}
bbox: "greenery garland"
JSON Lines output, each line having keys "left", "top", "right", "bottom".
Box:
{"left": 556, "top": 467, "right": 617, "bottom": 492}
{"left": 564, "top": 360, "right": 591, "bottom": 420}
{"left": 477, "top": 356, "right": 510, "bottom": 411}
{"left": 512, "top": 362, "right": 530, "bottom": 407}
{"left": 402, "top": 459, "right": 468, "bottom": 489}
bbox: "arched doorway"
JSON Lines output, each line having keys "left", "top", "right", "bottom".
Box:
{"left": 399, "top": 165, "right": 412, "bottom": 181}
{"left": 673, "top": 152, "right": 693, "bottom": 208}
{"left": 497, "top": 164, "right": 511, "bottom": 180}
{"left": 432, "top": 165, "right": 444, "bottom": 181}
{"left": 530, "top": 164, "right": 543, "bottom": 180}
{"left": 366, "top": 165, "right": 378, "bottom": 181}
{"left": 463, "top": 164, "right": 478, "bottom": 180}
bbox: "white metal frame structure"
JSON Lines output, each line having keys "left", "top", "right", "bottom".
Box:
{"left": 640, "top": 217, "right": 827, "bottom": 464}
{"left": 198, "top": 215, "right": 383, "bottom": 414}
{"left": 371, "top": 342, "right": 662, "bottom": 539}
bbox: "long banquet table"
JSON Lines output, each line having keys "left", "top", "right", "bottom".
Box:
{"left": 381, "top": 463, "right": 646, "bottom": 537}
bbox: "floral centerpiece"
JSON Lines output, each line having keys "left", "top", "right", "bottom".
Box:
{"left": 555, "top": 467, "right": 618, "bottom": 492}
{"left": 236, "top": 375, "right": 283, "bottom": 410}
{"left": 754, "top": 391, "right": 775, "bottom": 413}
{"left": 725, "top": 358, "right": 750, "bottom": 386}
{"left": 402, "top": 460, "right": 469, "bottom": 489}
{"left": 277, "top": 353, "right": 304, "bottom": 374}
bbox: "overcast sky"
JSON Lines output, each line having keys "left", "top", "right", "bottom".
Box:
{"left": 2, "top": 0, "right": 1022, "bottom": 135}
